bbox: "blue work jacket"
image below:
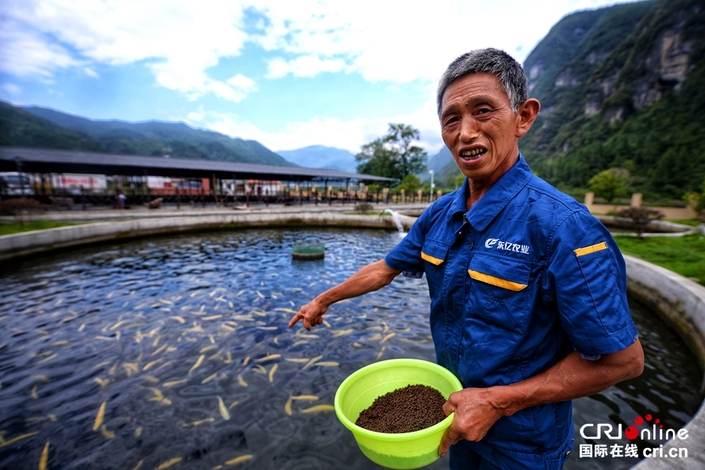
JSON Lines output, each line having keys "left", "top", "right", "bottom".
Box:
{"left": 385, "top": 155, "right": 638, "bottom": 457}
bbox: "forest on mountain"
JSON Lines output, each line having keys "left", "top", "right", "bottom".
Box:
{"left": 432, "top": 0, "right": 705, "bottom": 204}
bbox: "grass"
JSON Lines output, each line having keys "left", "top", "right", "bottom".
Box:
{"left": 614, "top": 233, "right": 705, "bottom": 285}
{"left": 0, "top": 220, "right": 82, "bottom": 236}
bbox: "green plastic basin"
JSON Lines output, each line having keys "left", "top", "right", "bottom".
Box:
{"left": 334, "top": 358, "right": 462, "bottom": 469}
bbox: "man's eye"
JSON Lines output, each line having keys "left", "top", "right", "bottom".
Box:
{"left": 443, "top": 117, "right": 459, "bottom": 126}
{"left": 477, "top": 108, "right": 491, "bottom": 115}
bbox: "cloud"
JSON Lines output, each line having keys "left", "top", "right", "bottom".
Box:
{"left": 265, "top": 55, "right": 349, "bottom": 79}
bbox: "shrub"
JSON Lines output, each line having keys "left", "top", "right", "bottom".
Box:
{"left": 616, "top": 207, "right": 664, "bottom": 237}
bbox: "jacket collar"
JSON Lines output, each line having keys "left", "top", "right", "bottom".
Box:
{"left": 448, "top": 154, "right": 532, "bottom": 232}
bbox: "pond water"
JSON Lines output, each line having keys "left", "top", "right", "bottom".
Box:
{"left": 0, "top": 228, "right": 702, "bottom": 470}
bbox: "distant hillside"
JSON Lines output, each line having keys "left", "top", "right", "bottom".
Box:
{"left": 434, "top": 0, "right": 705, "bottom": 201}
{"left": 521, "top": 0, "right": 705, "bottom": 200}
{"left": 278, "top": 145, "right": 357, "bottom": 172}
{"left": 0, "top": 101, "right": 295, "bottom": 166}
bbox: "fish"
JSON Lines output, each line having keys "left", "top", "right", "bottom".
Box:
{"left": 285, "top": 358, "right": 310, "bottom": 363}
{"left": 228, "top": 400, "right": 240, "bottom": 410}
{"left": 381, "top": 333, "right": 396, "bottom": 343}
{"left": 225, "top": 455, "right": 253, "bottom": 465}
{"left": 332, "top": 329, "right": 354, "bottom": 338}
{"left": 163, "top": 379, "right": 187, "bottom": 388}
{"left": 51, "top": 340, "right": 70, "bottom": 346}
{"left": 110, "top": 320, "right": 127, "bottom": 331}
{"left": 183, "top": 418, "right": 215, "bottom": 427}
{"left": 0, "top": 432, "right": 38, "bottom": 448}
{"left": 268, "top": 364, "right": 278, "bottom": 383}
{"left": 155, "top": 457, "right": 183, "bottom": 469}
{"left": 189, "top": 354, "right": 205, "bottom": 374}
{"left": 131, "top": 458, "right": 144, "bottom": 470}
{"left": 292, "top": 395, "right": 319, "bottom": 401}
{"left": 135, "top": 427, "right": 143, "bottom": 437}
{"left": 274, "top": 307, "right": 298, "bottom": 314}
{"left": 78, "top": 322, "right": 86, "bottom": 332}
{"left": 93, "top": 401, "right": 106, "bottom": 431}
{"left": 31, "top": 385, "right": 38, "bottom": 399}
{"left": 152, "top": 344, "right": 168, "bottom": 356}
{"left": 315, "top": 361, "right": 339, "bottom": 367}
{"left": 39, "top": 441, "right": 49, "bottom": 470}
{"left": 284, "top": 397, "right": 293, "bottom": 415}
{"left": 242, "top": 356, "right": 250, "bottom": 366}
{"left": 101, "top": 425, "right": 115, "bottom": 439}
{"left": 202, "top": 315, "right": 223, "bottom": 321}
{"left": 256, "top": 354, "right": 281, "bottom": 363}
{"left": 301, "top": 405, "right": 334, "bottom": 413}
{"left": 376, "top": 346, "right": 386, "bottom": 360}
{"left": 142, "top": 359, "right": 162, "bottom": 371}
{"left": 237, "top": 374, "right": 248, "bottom": 387}
{"left": 199, "top": 345, "right": 217, "bottom": 354}
{"left": 291, "top": 340, "right": 309, "bottom": 347}
{"left": 252, "top": 364, "right": 266, "bottom": 374}
{"left": 217, "top": 396, "right": 230, "bottom": 420}
{"left": 123, "top": 363, "right": 139, "bottom": 376}
{"left": 302, "top": 355, "right": 323, "bottom": 370}
{"left": 94, "top": 378, "right": 111, "bottom": 390}
{"left": 146, "top": 387, "right": 164, "bottom": 402}
{"left": 201, "top": 373, "right": 217, "bottom": 384}
{"left": 169, "top": 316, "right": 186, "bottom": 324}
{"left": 322, "top": 320, "right": 331, "bottom": 328}
{"left": 224, "top": 352, "right": 233, "bottom": 364}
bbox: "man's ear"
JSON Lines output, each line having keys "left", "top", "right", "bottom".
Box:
{"left": 515, "top": 98, "right": 540, "bottom": 138}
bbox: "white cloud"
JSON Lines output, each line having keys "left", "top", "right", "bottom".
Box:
{"left": 2, "top": 83, "right": 23, "bottom": 97}
{"left": 265, "top": 55, "right": 349, "bottom": 79}
{"left": 84, "top": 67, "right": 99, "bottom": 78}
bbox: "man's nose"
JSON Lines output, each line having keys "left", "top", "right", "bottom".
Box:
{"left": 459, "top": 116, "right": 479, "bottom": 142}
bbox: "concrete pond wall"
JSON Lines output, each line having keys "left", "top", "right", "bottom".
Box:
{"left": 0, "top": 210, "right": 703, "bottom": 469}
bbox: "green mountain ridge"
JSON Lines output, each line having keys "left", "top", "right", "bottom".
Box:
{"left": 0, "top": 101, "right": 295, "bottom": 167}
{"left": 434, "top": 0, "right": 705, "bottom": 201}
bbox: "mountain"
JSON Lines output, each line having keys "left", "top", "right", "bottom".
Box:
{"left": 434, "top": 0, "right": 705, "bottom": 201}
{"left": 0, "top": 101, "right": 295, "bottom": 166}
{"left": 277, "top": 145, "right": 357, "bottom": 172}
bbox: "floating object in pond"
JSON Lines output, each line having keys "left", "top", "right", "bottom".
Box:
{"left": 291, "top": 243, "right": 325, "bottom": 260}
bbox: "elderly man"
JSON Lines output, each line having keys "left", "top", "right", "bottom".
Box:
{"left": 289, "top": 48, "right": 644, "bottom": 469}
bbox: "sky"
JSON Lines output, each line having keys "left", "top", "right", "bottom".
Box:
{"left": 0, "top": 0, "right": 639, "bottom": 156}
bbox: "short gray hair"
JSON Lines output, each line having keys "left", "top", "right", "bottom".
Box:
{"left": 436, "top": 48, "right": 528, "bottom": 116}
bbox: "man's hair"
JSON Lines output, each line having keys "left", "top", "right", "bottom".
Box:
{"left": 436, "top": 48, "right": 528, "bottom": 116}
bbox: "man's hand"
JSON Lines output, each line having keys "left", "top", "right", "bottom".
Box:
{"left": 439, "top": 387, "right": 503, "bottom": 457}
{"left": 288, "top": 298, "right": 328, "bottom": 330}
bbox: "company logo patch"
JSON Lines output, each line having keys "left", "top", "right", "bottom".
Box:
{"left": 484, "top": 238, "right": 530, "bottom": 255}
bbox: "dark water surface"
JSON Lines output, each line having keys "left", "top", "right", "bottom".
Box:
{"left": 0, "top": 228, "right": 702, "bottom": 470}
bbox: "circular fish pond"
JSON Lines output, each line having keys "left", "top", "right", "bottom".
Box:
{"left": 0, "top": 228, "right": 702, "bottom": 470}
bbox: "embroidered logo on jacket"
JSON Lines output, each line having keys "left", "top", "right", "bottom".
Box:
{"left": 484, "top": 238, "right": 530, "bottom": 254}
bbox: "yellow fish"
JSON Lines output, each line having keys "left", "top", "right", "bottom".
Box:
{"left": 201, "top": 373, "right": 217, "bottom": 384}
{"left": 101, "top": 425, "right": 115, "bottom": 439}
{"left": 302, "top": 355, "right": 322, "bottom": 370}
{"left": 268, "top": 364, "right": 278, "bottom": 383}
{"left": 217, "top": 396, "right": 230, "bottom": 420}
{"left": 332, "top": 329, "right": 353, "bottom": 337}
{"left": 189, "top": 354, "right": 205, "bottom": 374}
{"left": 284, "top": 397, "right": 293, "bottom": 416}
{"left": 237, "top": 375, "right": 248, "bottom": 387}
{"left": 163, "top": 379, "right": 187, "bottom": 388}
{"left": 225, "top": 455, "right": 253, "bottom": 465}
{"left": 381, "top": 333, "right": 396, "bottom": 343}
{"left": 315, "top": 362, "right": 339, "bottom": 367}
{"left": 256, "top": 354, "right": 281, "bottom": 363}
{"left": 301, "top": 405, "right": 334, "bottom": 413}
{"left": 183, "top": 418, "right": 215, "bottom": 427}
{"left": 93, "top": 401, "right": 106, "bottom": 431}
{"left": 285, "top": 358, "right": 309, "bottom": 363}
{"left": 142, "top": 359, "right": 162, "bottom": 371}
{"left": 292, "top": 395, "right": 319, "bottom": 401}
{"left": 39, "top": 441, "right": 49, "bottom": 470}
{"left": 0, "top": 432, "right": 38, "bottom": 448}
{"left": 169, "top": 316, "right": 186, "bottom": 324}
{"left": 155, "top": 457, "right": 183, "bottom": 469}
{"left": 228, "top": 401, "right": 240, "bottom": 410}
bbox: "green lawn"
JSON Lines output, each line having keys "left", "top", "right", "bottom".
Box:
{"left": 615, "top": 233, "right": 705, "bottom": 285}
{"left": 0, "top": 220, "right": 82, "bottom": 236}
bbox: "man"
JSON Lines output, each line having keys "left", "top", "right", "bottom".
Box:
{"left": 289, "top": 48, "right": 644, "bottom": 469}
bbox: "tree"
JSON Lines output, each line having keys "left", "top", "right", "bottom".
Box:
{"left": 395, "top": 174, "right": 421, "bottom": 194}
{"left": 356, "top": 124, "right": 427, "bottom": 182}
{"left": 588, "top": 168, "right": 630, "bottom": 203}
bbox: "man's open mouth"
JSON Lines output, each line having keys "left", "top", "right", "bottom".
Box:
{"left": 460, "top": 148, "right": 486, "bottom": 161}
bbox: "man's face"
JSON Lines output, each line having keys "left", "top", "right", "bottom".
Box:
{"left": 440, "top": 73, "right": 523, "bottom": 187}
